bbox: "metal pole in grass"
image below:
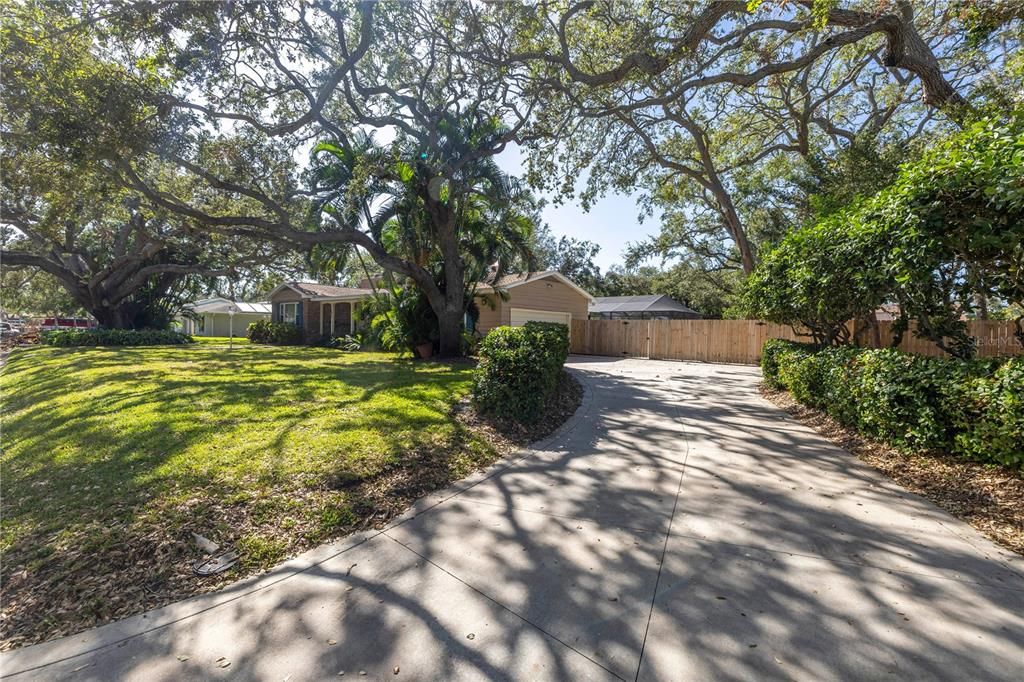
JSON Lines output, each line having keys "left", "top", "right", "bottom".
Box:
{"left": 227, "top": 304, "right": 238, "bottom": 350}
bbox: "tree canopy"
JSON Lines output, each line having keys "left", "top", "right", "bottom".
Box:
{"left": 2, "top": 1, "right": 1020, "bottom": 353}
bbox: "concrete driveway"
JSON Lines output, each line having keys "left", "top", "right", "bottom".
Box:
{"left": 3, "top": 357, "right": 1023, "bottom": 680}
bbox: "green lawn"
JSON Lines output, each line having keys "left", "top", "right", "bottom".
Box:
{"left": 0, "top": 344, "right": 496, "bottom": 648}
{"left": 189, "top": 335, "right": 251, "bottom": 345}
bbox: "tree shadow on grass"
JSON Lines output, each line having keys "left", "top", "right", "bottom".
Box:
{"left": 0, "top": 346, "right": 490, "bottom": 649}
{"left": 4, "top": 355, "right": 1023, "bottom": 679}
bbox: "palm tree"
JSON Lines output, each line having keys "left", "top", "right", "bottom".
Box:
{"left": 309, "top": 115, "right": 537, "bottom": 355}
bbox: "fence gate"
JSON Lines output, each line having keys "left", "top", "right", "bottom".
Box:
{"left": 570, "top": 319, "right": 651, "bottom": 358}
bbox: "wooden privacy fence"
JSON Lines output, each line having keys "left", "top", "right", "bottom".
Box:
{"left": 570, "top": 319, "right": 1024, "bottom": 365}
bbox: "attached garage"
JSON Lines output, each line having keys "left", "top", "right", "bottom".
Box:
{"left": 509, "top": 307, "right": 572, "bottom": 327}
{"left": 474, "top": 271, "right": 594, "bottom": 335}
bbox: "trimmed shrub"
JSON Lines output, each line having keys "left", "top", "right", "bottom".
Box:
{"left": 472, "top": 321, "right": 570, "bottom": 423}
{"left": 42, "top": 328, "right": 193, "bottom": 347}
{"left": 247, "top": 319, "right": 304, "bottom": 345}
{"left": 760, "top": 338, "right": 794, "bottom": 389}
{"left": 848, "top": 350, "right": 963, "bottom": 450}
{"left": 954, "top": 358, "right": 1024, "bottom": 468}
{"left": 775, "top": 343, "right": 820, "bottom": 406}
{"left": 764, "top": 339, "right": 1019, "bottom": 468}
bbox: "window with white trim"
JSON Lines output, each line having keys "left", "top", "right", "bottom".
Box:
{"left": 281, "top": 302, "right": 298, "bottom": 325}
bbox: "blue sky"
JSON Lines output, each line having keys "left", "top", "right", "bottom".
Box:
{"left": 497, "top": 145, "right": 660, "bottom": 272}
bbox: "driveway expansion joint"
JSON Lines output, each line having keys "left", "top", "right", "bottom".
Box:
{"left": 380, "top": 531, "right": 629, "bottom": 681}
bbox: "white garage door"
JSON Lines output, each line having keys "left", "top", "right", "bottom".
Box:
{"left": 509, "top": 308, "right": 571, "bottom": 327}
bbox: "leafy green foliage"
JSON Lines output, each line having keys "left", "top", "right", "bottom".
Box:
{"left": 760, "top": 338, "right": 797, "bottom": 389}
{"left": 310, "top": 116, "right": 539, "bottom": 357}
{"left": 41, "top": 329, "right": 193, "bottom": 347}
{"left": 1, "top": 3, "right": 161, "bottom": 162}
{"left": 246, "top": 320, "right": 304, "bottom": 345}
{"left": 531, "top": 224, "right": 602, "bottom": 293}
{"left": 847, "top": 350, "right": 976, "bottom": 451}
{"left": 746, "top": 113, "right": 1024, "bottom": 356}
{"left": 473, "top": 322, "right": 570, "bottom": 423}
{"left": 2, "top": 4, "right": 307, "bottom": 331}
{"left": 764, "top": 340, "right": 1020, "bottom": 468}
{"left": 363, "top": 286, "right": 438, "bottom": 355}
{"left": 0, "top": 270, "right": 84, "bottom": 318}
{"left": 871, "top": 114, "right": 1024, "bottom": 319}
{"left": 744, "top": 209, "right": 890, "bottom": 344}
{"left": 322, "top": 334, "right": 364, "bottom": 352}
{"left": 953, "top": 359, "right": 1024, "bottom": 468}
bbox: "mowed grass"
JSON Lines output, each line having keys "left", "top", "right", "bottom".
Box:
{"left": 0, "top": 344, "right": 496, "bottom": 648}
{"left": 189, "top": 335, "right": 251, "bottom": 345}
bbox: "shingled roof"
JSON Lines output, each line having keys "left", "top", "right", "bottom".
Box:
{"left": 269, "top": 282, "right": 375, "bottom": 299}
{"left": 480, "top": 271, "right": 547, "bottom": 288}
{"left": 288, "top": 282, "right": 373, "bottom": 298}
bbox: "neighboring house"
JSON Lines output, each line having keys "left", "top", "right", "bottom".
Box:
{"left": 589, "top": 294, "right": 701, "bottom": 320}
{"left": 474, "top": 271, "right": 594, "bottom": 335}
{"left": 179, "top": 298, "right": 271, "bottom": 336}
{"left": 267, "top": 282, "right": 376, "bottom": 340}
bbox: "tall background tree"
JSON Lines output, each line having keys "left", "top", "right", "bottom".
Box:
{"left": 0, "top": 2, "right": 287, "bottom": 328}
{"left": 468, "top": 0, "right": 1019, "bottom": 295}
{"left": 46, "top": 1, "right": 549, "bottom": 354}
{"left": 5, "top": 0, "right": 1019, "bottom": 341}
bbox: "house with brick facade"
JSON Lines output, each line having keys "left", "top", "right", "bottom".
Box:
{"left": 267, "top": 282, "right": 376, "bottom": 341}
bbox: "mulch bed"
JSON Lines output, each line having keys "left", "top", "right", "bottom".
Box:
{"left": 0, "top": 370, "right": 583, "bottom": 651}
{"left": 454, "top": 370, "right": 584, "bottom": 450}
{"left": 760, "top": 384, "right": 1024, "bottom": 557}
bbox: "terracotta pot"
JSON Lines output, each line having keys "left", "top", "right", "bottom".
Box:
{"left": 415, "top": 342, "right": 434, "bottom": 359}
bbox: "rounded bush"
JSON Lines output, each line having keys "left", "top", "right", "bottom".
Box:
{"left": 247, "top": 319, "right": 304, "bottom": 345}
{"left": 472, "top": 322, "right": 570, "bottom": 423}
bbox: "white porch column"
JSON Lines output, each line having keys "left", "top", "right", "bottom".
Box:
{"left": 350, "top": 302, "right": 356, "bottom": 334}
{"left": 330, "top": 302, "right": 336, "bottom": 338}
{"left": 320, "top": 302, "right": 324, "bottom": 336}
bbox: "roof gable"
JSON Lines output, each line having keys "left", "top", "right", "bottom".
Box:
{"left": 476, "top": 271, "right": 595, "bottom": 302}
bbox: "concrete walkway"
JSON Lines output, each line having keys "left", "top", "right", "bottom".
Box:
{"left": 3, "top": 357, "right": 1023, "bottom": 680}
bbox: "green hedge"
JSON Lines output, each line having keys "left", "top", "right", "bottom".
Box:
{"left": 42, "top": 328, "right": 194, "bottom": 347}
{"left": 247, "top": 319, "right": 304, "bottom": 345}
{"left": 955, "top": 359, "right": 1024, "bottom": 465}
{"left": 761, "top": 339, "right": 1021, "bottom": 468}
{"left": 472, "top": 321, "right": 571, "bottom": 423}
